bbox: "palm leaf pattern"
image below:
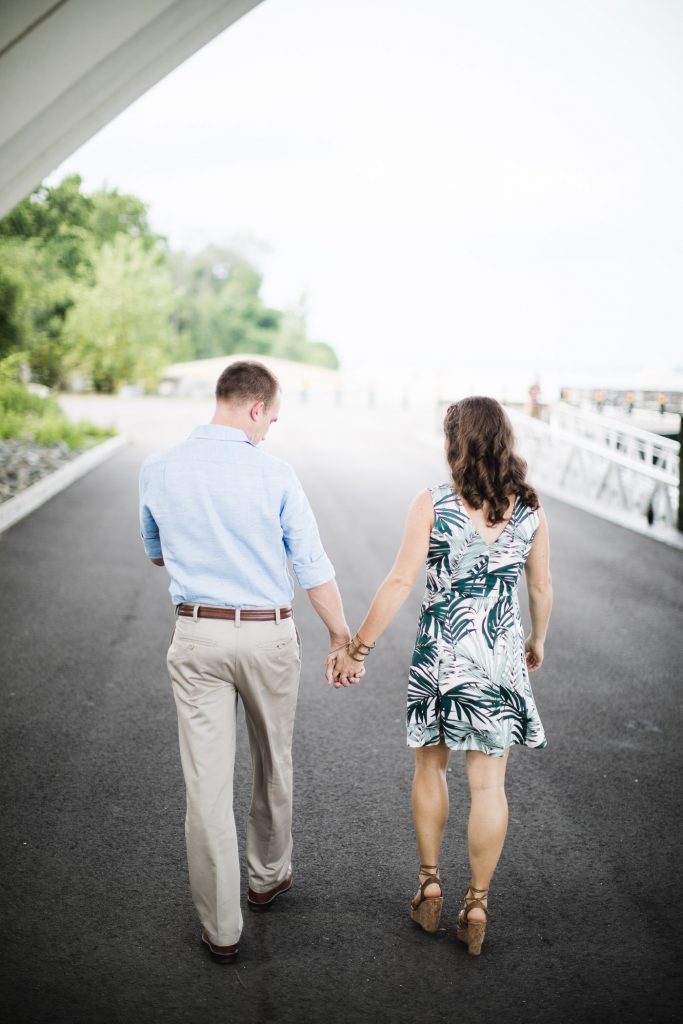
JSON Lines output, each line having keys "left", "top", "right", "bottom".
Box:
{"left": 407, "top": 484, "right": 547, "bottom": 757}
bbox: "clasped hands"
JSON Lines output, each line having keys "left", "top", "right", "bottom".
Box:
{"left": 325, "top": 635, "right": 367, "bottom": 689}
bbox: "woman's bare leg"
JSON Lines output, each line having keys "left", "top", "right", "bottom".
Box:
{"left": 464, "top": 748, "right": 510, "bottom": 921}
{"left": 411, "top": 739, "right": 451, "bottom": 897}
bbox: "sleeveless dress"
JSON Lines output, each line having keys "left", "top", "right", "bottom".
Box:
{"left": 406, "top": 484, "right": 547, "bottom": 757}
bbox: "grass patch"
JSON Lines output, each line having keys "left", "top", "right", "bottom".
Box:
{"left": 0, "top": 381, "right": 115, "bottom": 450}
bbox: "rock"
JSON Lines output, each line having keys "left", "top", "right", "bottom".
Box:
{"left": 0, "top": 439, "right": 83, "bottom": 504}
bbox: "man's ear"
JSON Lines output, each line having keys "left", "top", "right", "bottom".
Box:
{"left": 249, "top": 400, "right": 265, "bottom": 421}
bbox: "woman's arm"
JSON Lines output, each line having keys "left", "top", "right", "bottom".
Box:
{"left": 523, "top": 507, "right": 553, "bottom": 671}
{"left": 326, "top": 490, "right": 434, "bottom": 686}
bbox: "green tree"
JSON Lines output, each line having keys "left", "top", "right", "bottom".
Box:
{"left": 0, "top": 258, "right": 27, "bottom": 358}
{"left": 0, "top": 175, "right": 163, "bottom": 269}
{"left": 0, "top": 176, "right": 168, "bottom": 385}
{"left": 63, "top": 235, "right": 176, "bottom": 392}
{"left": 0, "top": 174, "right": 93, "bottom": 277}
{"left": 172, "top": 248, "right": 339, "bottom": 368}
{"left": 0, "top": 176, "right": 340, "bottom": 388}
{"left": 88, "top": 187, "right": 164, "bottom": 251}
{"left": 271, "top": 297, "right": 339, "bottom": 369}
{"left": 0, "top": 237, "right": 75, "bottom": 385}
{"left": 305, "top": 341, "right": 340, "bottom": 369}
{"left": 172, "top": 247, "right": 282, "bottom": 359}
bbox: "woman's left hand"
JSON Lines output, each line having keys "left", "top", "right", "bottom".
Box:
{"left": 325, "top": 647, "right": 365, "bottom": 688}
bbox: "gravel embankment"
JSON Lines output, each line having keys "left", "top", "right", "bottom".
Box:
{"left": 0, "top": 439, "right": 81, "bottom": 503}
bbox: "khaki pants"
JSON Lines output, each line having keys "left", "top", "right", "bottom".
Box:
{"left": 167, "top": 613, "right": 301, "bottom": 946}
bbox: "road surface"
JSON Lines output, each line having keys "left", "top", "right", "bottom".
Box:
{"left": 1, "top": 397, "right": 681, "bottom": 1024}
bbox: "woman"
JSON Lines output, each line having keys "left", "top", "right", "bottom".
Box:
{"left": 326, "top": 396, "right": 552, "bottom": 956}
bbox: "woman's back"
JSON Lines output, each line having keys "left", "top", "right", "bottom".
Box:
{"left": 407, "top": 484, "right": 546, "bottom": 757}
{"left": 427, "top": 484, "right": 540, "bottom": 595}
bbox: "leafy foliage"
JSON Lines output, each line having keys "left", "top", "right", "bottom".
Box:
{"left": 62, "top": 235, "right": 177, "bottom": 393}
{"left": 0, "top": 175, "right": 168, "bottom": 387}
{"left": 172, "top": 248, "right": 339, "bottom": 369}
{"left": 0, "top": 360, "right": 113, "bottom": 448}
{"left": 0, "top": 176, "right": 339, "bottom": 393}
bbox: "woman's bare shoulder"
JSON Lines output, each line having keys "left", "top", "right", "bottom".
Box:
{"left": 411, "top": 488, "right": 436, "bottom": 516}
{"left": 401, "top": 489, "right": 434, "bottom": 531}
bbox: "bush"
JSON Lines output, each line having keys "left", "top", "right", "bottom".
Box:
{"left": 0, "top": 380, "right": 57, "bottom": 415}
{"left": 30, "top": 414, "right": 113, "bottom": 450}
{"left": 0, "top": 409, "right": 25, "bottom": 440}
{"left": 0, "top": 378, "right": 115, "bottom": 449}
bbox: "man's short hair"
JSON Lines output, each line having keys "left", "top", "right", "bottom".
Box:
{"left": 215, "top": 361, "right": 280, "bottom": 407}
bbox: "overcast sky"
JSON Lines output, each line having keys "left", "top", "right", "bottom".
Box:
{"left": 49, "top": 0, "right": 683, "bottom": 377}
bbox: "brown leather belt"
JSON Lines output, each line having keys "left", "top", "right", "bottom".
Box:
{"left": 176, "top": 604, "right": 292, "bottom": 622}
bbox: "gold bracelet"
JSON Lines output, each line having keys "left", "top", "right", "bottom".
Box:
{"left": 348, "top": 633, "right": 375, "bottom": 660}
{"left": 347, "top": 637, "right": 365, "bottom": 660}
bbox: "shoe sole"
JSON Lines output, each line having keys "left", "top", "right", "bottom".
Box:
{"left": 410, "top": 896, "right": 444, "bottom": 933}
{"left": 247, "top": 875, "right": 293, "bottom": 912}
{"left": 457, "top": 921, "right": 486, "bottom": 955}
{"left": 201, "top": 934, "right": 239, "bottom": 963}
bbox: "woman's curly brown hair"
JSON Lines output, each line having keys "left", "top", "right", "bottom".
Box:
{"left": 444, "top": 396, "right": 539, "bottom": 526}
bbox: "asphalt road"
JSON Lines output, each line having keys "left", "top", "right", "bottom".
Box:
{"left": 1, "top": 399, "right": 681, "bottom": 1024}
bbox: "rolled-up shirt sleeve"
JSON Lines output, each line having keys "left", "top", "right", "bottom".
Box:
{"left": 139, "top": 462, "right": 163, "bottom": 560}
{"left": 281, "top": 469, "right": 335, "bottom": 589}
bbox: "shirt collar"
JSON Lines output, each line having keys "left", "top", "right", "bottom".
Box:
{"left": 190, "top": 425, "right": 255, "bottom": 446}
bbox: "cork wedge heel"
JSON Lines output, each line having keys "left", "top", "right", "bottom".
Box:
{"left": 456, "top": 885, "right": 489, "bottom": 955}
{"left": 410, "top": 864, "right": 443, "bottom": 933}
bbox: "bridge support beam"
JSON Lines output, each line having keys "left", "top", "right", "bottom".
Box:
{"left": 0, "top": 0, "right": 263, "bottom": 217}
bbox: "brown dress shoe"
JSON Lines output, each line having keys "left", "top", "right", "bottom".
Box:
{"left": 247, "top": 869, "right": 293, "bottom": 911}
{"left": 201, "top": 931, "right": 239, "bottom": 963}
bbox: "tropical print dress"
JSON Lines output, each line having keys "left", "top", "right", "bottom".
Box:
{"left": 406, "top": 484, "right": 547, "bottom": 757}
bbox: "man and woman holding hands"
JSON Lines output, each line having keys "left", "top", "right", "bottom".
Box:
{"left": 139, "top": 360, "right": 552, "bottom": 962}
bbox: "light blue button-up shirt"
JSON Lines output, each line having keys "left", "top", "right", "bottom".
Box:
{"left": 139, "top": 424, "right": 335, "bottom": 608}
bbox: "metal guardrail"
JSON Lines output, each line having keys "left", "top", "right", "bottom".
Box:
{"left": 507, "top": 407, "right": 681, "bottom": 531}
{"left": 549, "top": 405, "right": 680, "bottom": 475}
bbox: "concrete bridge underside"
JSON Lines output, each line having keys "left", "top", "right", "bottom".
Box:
{"left": 0, "top": 0, "right": 263, "bottom": 217}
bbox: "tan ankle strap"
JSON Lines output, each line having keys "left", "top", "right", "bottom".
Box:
{"left": 415, "top": 864, "right": 441, "bottom": 902}
{"left": 463, "top": 885, "right": 489, "bottom": 920}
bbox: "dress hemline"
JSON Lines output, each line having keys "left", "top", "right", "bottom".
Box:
{"left": 406, "top": 733, "right": 548, "bottom": 758}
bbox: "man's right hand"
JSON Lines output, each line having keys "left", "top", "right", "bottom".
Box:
{"left": 325, "top": 642, "right": 365, "bottom": 688}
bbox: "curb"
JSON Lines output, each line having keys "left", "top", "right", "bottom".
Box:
{"left": 0, "top": 435, "right": 128, "bottom": 535}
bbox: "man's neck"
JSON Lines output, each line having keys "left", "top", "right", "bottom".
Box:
{"left": 210, "top": 406, "right": 257, "bottom": 443}
{"left": 210, "top": 413, "right": 244, "bottom": 430}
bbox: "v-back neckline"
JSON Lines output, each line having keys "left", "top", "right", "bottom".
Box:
{"left": 456, "top": 492, "right": 518, "bottom": 548}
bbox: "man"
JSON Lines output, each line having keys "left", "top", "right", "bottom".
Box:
{"left": 139, "top": 361, "right": 357, "bottom": 963}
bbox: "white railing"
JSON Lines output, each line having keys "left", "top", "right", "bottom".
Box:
{"left": 507, "top": 406, "right": 680, "bottom": 532}
{"left": 549, "top": 405, "right": 680, "bottom": 478}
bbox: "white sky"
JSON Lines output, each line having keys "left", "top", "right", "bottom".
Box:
{"left": 49, "top": 0, "right": 683, "bottom": 377}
